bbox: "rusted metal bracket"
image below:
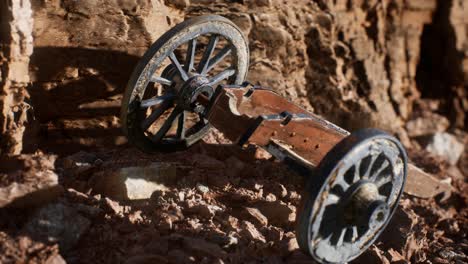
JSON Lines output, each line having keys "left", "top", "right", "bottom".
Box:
{"left": 204, "top": 83, "right": 349, "bottom": 166}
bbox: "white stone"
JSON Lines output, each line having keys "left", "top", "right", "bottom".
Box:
{"left": 90, "top": 163, "right": 175, "bottom": 200}
{"left": 196, "top": 183, "right": 209, "bottom": 194}
{"left": 425, "top": 132, "right": 464, "bottom": 165}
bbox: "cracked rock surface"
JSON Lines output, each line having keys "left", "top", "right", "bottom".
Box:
{"left": 27, "top": 0, "right": 467, "bottom": 152}
{"left": 0, "top": 0, "right": 467, "bottom": 263}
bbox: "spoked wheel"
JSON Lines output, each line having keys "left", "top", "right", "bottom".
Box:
{"left": 297, "top": 129, "right": 407, "bottom": 263}
{"left": 121, "top": 15, "right": 249, "bottom": 152}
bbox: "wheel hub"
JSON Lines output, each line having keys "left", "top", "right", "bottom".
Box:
{"left": 161, "top": 64, "right": 214, "bottom": 113}
{"left": 344, "top": 181, "right": 390, "bottom": 230}
{"left": 177, "top": 75, "right": 213, "bottom": 112}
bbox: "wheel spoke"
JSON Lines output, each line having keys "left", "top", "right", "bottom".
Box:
{"left": 353, "top": 160, "right": 361, "bottom": 182}
{"left": 375, "top": 176, "right": 392, "bottom": 187}
{"left": 141, "top": 99, "right": 172, "bottom": 131}
{"left": 176, "top": 111, "right": 186, "bottom": 139}
{"left": 331, "top": 228, "right": 346, "bottom": 246}
{"left": 334, "top": 180, "right": 349, "bottom": 193}
{"left": 198, "top": 35, "right": 219, "bottom": 74}
{"left": 336, "top": 228, "right": 346, "bottom": 246}
{"left": 324, "top": 193, "right": 340, "bottom": 206}
{"left": 150, "top": 76, "right": 173, "bottom": 86}
{"left": 152, "top": 107, "right": 182, "bottom": 142}
{"left": 184, "top": 38, "right": 197, "bottom": 72}
{"left": 369, "top": 159, "right": 390, "bottom": 181}
{"left": 319, "top": 217, "right": 337, "bottom": 239}
{"left": 208, "top": 67, "right": 235, "bottom": 86}
{"left": 169, "top": 52, "right": 189, "bottom": 81}
{"left": 140, "top": 93, "right": 175, "bottom": 109}
{"left": 322, "top": 233, "right": 333, "bottom": 243}
{"left": 330, "top": 184, "right": 345, "bottom": 197}
{"left": 348, "top": 226, "right": 358, "bottom": 242}
{"left": 378, "top": 194, "right": 387, "bottom": 201}
{"left": 362, "top": 154, "right": 379, "bottom": 179}
{"left": 205, "top": 45, "right": 232, "bottom": 73}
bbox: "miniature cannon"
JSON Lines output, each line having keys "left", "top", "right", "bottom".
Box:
{"left": 121, "top": 15, "right": 407, "bottom": 263}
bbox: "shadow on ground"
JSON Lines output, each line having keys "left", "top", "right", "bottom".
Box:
{"left": 26, "top": 47, "right": 141, "bottom": 154}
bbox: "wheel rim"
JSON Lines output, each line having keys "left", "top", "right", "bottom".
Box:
{"left": 297, "top": 129, "right": 407, "bottom": 263}
{"left": 121, "top": 15, "right": 249, "bottom": 152}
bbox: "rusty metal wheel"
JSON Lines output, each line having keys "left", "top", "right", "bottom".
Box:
{"left": 121, "top": 15, "right": 249, "bottom": 152}
{"left": 296, "top": 129, "right": 407, "bottom": 263}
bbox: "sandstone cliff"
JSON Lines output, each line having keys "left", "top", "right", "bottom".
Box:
{"left": 18, "top": 0, "right": 465, "bottom": 153}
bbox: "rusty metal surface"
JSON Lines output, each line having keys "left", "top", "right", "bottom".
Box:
{"left": 249, "top": 117, "right": 346, "bottom": 166}
{"left": 203, "top": 87, "right": 260, "bottom": 141}
{"left": 204, "top": 84, "right": 349, "bottom": 165}
{"left": 228, "top": 87, "right": 310, "bottom": 116}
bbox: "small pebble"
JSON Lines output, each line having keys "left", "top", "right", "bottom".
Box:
{"left": 196, "top": 183, "right": 209, "bottom": 194}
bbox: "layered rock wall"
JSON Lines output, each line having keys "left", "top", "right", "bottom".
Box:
{"left": 0, "top": 0, "right": 34, "bottom": 155}
{"left": 1, "top": 0, "right": 465, "bottom": 153}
